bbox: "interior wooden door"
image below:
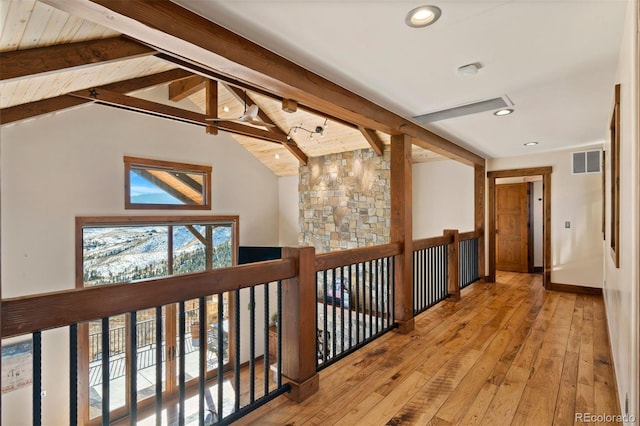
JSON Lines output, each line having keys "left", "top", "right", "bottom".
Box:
{"left": 496, "top": 183, "right": 532, "bottom": 272}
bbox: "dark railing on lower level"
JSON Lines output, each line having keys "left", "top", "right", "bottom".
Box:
{"left": 459, "top": 231, "right": 481, "bottom": 289}
{"left": 314, "top": 243, "right": 400, "bottom": 370}
{"left": 1, "top": 259, "right": 295, "bottom": 426}
{"left": 412, "top": 235, "right": 450, "bottom": 315}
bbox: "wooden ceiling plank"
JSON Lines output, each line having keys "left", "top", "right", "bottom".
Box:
{"left": 205, "top": 79, "right": 218, "bottom": 135}
{"left": 168, "top": 75, "right": 205, "bottom": 102}
{"left": 0, "top": 0, "right": 34, "bottom": 51}
{"left": 0, "top": 36, "right": 154, "bottom": 82}
{"left": 0, "top": 68, "right": 192, "bottom": 125}
{"left": 42, "top": 0, "right": 484, "bottom": 166}
{"left": 223, "top": 83, "right": 308, "bottom": 164}
{"left": 68, "top": 87, "right": 291, "bottom": 144}
{"left": 359, "top": 126, "right": 385, "bottom": 156}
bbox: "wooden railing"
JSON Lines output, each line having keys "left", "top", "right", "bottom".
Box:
{"left": 411, "top": 229, "right": 483, "bottom": 315}
{"left": 0, "top": 235, "right": 482, "bottom": 424}
{"left": 314, "top": 243, "right": 401, "bottom": 370}
{"left": 1, "top": 259, "right": 297, "bottom": 425}
{"left": 412, "top": 234, "right": 452, "bottom": 315}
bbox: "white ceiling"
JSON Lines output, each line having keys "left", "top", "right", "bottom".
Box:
{"left": 173, "top": 0, "right": 627, "bottom": 159}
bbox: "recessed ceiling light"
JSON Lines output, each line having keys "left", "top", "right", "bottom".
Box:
{"left": 405, "top": 5, "right": 441, "bottom": 28}
{"left": 494, "top": 108, "right": 514, "bottom": 116}
{"left": 274, "top": 153, "right": 280, "bottom": 159}
{"left": 524, "top": 142, "right": 539, "bottom": 146}
{"left": 222, "top": 106, "right": 230, "bottom": 113}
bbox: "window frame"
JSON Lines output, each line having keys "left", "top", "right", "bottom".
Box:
{"left": 75, "top": 215, "right": 239, "bottom": 424}
{"left": 124, "top": 156, "right": 212, "bottom": 210}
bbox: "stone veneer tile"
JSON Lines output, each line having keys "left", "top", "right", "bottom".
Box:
{"left": 299, "top": 148, "right": 391, "bottom": 253}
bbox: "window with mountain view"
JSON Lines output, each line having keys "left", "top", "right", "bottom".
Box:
{"left": 76, "top": 216, "right": 237, "bottom": 422}
{"left": 124, "top": 156, "right": 211, "bottom": 210}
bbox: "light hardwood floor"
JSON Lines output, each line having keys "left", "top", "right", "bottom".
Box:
{"left": 234, "top": 272, "right": 621, "bottom": 426}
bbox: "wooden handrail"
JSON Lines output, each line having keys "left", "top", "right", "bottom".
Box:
{"left": 412, "top": 235, "right": 453, "bottom": 251}
{"left": 459, "top": 230, "right": 482, "bottom": 241}
{"left": 314, "top": 243, "right": 402, "bottom": 272}
{"left": 2, "top": 258, "right": 295, "bottom": 338}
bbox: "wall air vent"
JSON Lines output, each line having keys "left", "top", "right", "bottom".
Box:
{"left": 412, "top": 96, "right": 512, "bottom": 124}
{"left": 572, "top": 150, "right": 602, "bottom": 174}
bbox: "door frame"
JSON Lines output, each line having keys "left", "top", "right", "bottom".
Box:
{"left": 495, "top": 182, "right": 534, "bottom": 273}
{"left": 487, "top": 167, "right": 552, "bottom": 289}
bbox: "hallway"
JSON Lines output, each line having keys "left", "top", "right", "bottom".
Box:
{"left": 236, "top": 272, "right": 620, "bottom": 425}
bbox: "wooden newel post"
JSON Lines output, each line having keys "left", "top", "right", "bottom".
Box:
{"left": 281, "top": 246, "right": 319, "bottom": 402}
{"left": 391, "top": 134, "right": 414, "bottom": 334}
{"left": 444, "top": 229, "right": 461, "bottom": 301}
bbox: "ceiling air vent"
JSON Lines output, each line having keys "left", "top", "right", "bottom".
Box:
{"left": 413, "top": 96, "right": 512, "bottom": 124}
{"left": 572, "top": 150, "right": 601, "bottom": 174}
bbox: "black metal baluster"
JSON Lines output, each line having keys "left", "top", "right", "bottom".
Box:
{"left": 199, "top": 297, "right": 206, "bottom": 426}
{"left": 331, "top": 268, "right": 337, "bottom": 358}
{"left": 412, "top": 251, "right": 416, "bottom": 313}
{"left": 386, "top": 257, "right": 391, "bottom": 328}
{"left": 420, "top": 249, "right": 424, "bottom": 312}
{"left": 348, "top": 265, "right": 353, "bottom": 349}
{"left": 217, "top": 293, "right": 224, "bottom": 421}
{"left": 340, "top": 266, "right": 345, "bottom": 354}
{"left": 69, "top": 324, "right": 78, "bottom": 426}
{"left": 129, "top": 312, "right": 138, "bottom": 425}
{"left": 368, "top": 261, "right": 373, "bottom": 339}
{"left": 234, "top": 289, "right": 241, "bottom": 412}
{"left": 391, "top": 256, "right": 396, "bottom": 322}
{"left": 264, "top": 282, "right": 270, "bottom": 396}
{"left": 155, "top": 306, "right": 162, "bottom": 426}
{"left": 32, "top": 331, "right": 42, "bottom": 426}
{"left": 249, "top": 287, "right": 256, "bottom": 403}
{"left": 179, "top": 301, "right": 186, "bottom": 426}
{"left": 355, "top": 263, "right": 360, "bottom": 345}
{"left": 277, "top": 281, "right": 283, "bottom": 388}
{"left": 323, "top": 270, "right": 328, "bottom": 365}
{"left": 101, "top": 318, "right": 110, "bottom": 425}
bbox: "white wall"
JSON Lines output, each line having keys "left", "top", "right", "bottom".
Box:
{"left": 489, "top": 145, "right": 604, "bottom": 288}
{"left": 603, "top": 0, "right": 639, "bottom": 422}
{"left": 0, "top": 92, "right": 280, "bottom": 424}
{"left": 412, "top": 159, "right": 475, "bottom": 239}
{"left": 278, "top": 175, "right": 300, "bottom": 246}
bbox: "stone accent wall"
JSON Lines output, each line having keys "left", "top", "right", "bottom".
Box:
{"left": 299, "top": 148, "right": 391, "bottom": 253}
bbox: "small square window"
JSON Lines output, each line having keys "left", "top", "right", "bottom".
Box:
{"left": 124, "top": 157, "right": 211, "bottom": 210}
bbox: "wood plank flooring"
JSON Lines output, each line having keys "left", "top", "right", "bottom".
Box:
{"left": 234, "top": 272, "right": 620, "bottom": 426}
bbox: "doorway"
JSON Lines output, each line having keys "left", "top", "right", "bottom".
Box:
{"left": 488, "top": 167, "right": 552, "bottom": 288}
{"left": 495, "top": 182, "right": 533, "bottom": 272}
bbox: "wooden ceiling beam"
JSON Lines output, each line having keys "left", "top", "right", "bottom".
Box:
{"left": 0, "top": 68, "right": 192, "bottom": 125}
{"left": 223, "top": 83, "right": 308, "bottom": 165}
{"left": 0, "top": 36, "right": 154, "bottom": 82}
{"left": 154, "top": 53, "right": 359, "bottom": 130}
{"left": 42, "top": 0, "right": 484, "bottom": 166}
{"left": 359, "top": 126, "right": 385, "bottom": 156}
{"left": 205, "top": 79, "right": 218, "bottom": 135}
{"left": 68, "top": 88, "right": 290, "bottom": 144}
{"left": 168, "top": 75, "right": 206, "bottom": 102}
